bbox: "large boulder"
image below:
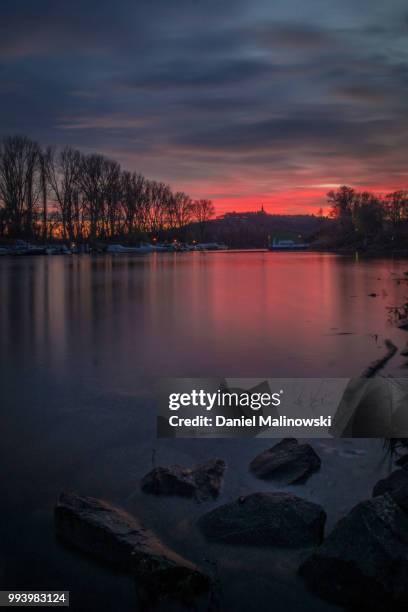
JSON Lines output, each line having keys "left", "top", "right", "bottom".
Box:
{"left": 249, "top": 438, "right": 321, "bottom": 484}
{"left": 198, "top": 492, "right": 326, "bottom": 547}
{"left": 373, "top": 468, "right": 408, "bottom": 514}
{"left": 55, "top": 492, "right": 210, "bottom": 602}
{"left": 299, "top": 494, "right": 408, "bottom": 610}
{"left": 141, "top": 458, "right": 226, "bottom": 501}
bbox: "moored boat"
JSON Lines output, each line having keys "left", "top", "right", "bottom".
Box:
{"left": 194, "top": 242, "right": 228, "bottom": 251}
{"left": 106, "top": 243, "right": 153, "bottom": 254}
{"left": 45, "top": 245, "right": 71, "bottom": 255}
{"left": 268, "top": 238, "right": 309, "bottom": 251}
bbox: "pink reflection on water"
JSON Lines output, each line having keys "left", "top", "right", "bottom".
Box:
{"left": 1, "top": 252, "right": 408, "bottom": 383}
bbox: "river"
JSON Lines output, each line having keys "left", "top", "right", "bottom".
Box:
{"left": 0, "top": 251, "right": 407, "bottom": 610}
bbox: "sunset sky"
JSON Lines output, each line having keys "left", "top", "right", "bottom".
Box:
{"left": 1, "top": 0, "right": 408, "bottom": 214}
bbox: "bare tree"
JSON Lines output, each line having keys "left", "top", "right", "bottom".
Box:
{"left": 170, "top": 192, "right": 193, "bottom": 230}
{"left": 121, "top": 171, "right": 148, "bottom": 236}
{"left": 147, "top": 180, "right": 172, "bottom": 234}
{"left": 47, "top": 209, "right": 63, "bottom": 239}
{"left": 47, "top": 147, "right": 81, "bottom": 241}
{"left": 39, "top": 147, "right": 51, "bottom": 241}
{"left": 191, "top": 198, "right": 215, "bottom": 239}
{"left": 0, "top": 133, "right": 213, "bottom": 242}
{"left": 77, "top": 153, "right": 109, "bottom": 241}
{"left": 192, "top": 198, "right": 215, "bottom": 224}
{"left": 353, "top": 191, "right": 383, "bottom": 237}
{"left": 385, "top": 191, "right": 408, "bottom": 227}
{"left": 327, "top": 186, "right": 355, "bottom": 231}
{"left": 104, "top": 160, "right": 122, "bottom": 238}
{"left": 0, "top": 135, "right": 40, "bottom": 237}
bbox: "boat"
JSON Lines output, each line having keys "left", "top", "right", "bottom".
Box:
{"left": 268, "top": 238, "right": 309, "bottom": 251}
{"left": 13, "top": 240, "right": 47, "bottom": 255}
{"left": 194, "top": 243, "right": 228, "bottom": 251}
{"left": 152, "top": 243, "right": 177, "bottom": 252}
{"left": 45, "top": 245, "right": 71, "bottom": 255}
{"left": 106, "top": 244, "right": 153, "bottom": 254}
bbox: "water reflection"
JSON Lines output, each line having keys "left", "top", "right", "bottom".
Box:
{"left": 0, "top": 251, "right": 406, "bottom": 611}
{"left": 1, "top": 252, "right": 408, "bottom": 382}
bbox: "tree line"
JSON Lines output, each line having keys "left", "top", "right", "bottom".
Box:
{"left": 327, "top": 185, "right": 408, "bottom": 235}
{"left": 0, "top": 135, "right": 215, "bottom": 242}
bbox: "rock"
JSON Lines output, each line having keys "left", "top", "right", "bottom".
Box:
{"left": 142, "top": 466, "right": 196, "bottom": 497}
{"left": 198, "top": 492, "right": 326, "bottom": 547}
{"left": 396, "top": 453, "right": 408, "bottom": 468}
{"left": 55, "top": 492, "right": 209, "bottom": 602}
{"left": 299, "top": 494, "right": 408, "bottom": 610}
{"left": 387, "top": 439, "right": 408, "bottom": 456}
{"left": 373, "top": 469, "right": 408, "bottom": 514}
{"left": 141, "top": 458, "right": 226, "bottom": 501}
{"left": 193, "top": 458, "right": 226, "bottom": 499}
{"left": 249, "top": 438, "right": 321, "bottom": 484}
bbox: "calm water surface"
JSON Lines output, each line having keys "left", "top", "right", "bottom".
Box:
{"left": 0, "top": 252, "right": 407, "bottom": 611}
{"left": 2, "top": 251, "right": 408, "bottom": 380}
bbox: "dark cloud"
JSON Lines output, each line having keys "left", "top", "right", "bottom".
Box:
{"left": 125, "top": 58, "right": 272, "bottom": 90}
{"left": 174, "top": 108, "right": 402, "bottom": 158}
{"left": 1, "top": 0, "right": 408, "bottom": 208}
{"left": 255, "top": 23, "right": 334, "bottom": 50}
{"left": 333, "top": 85, "right": 390, "bottom": 103}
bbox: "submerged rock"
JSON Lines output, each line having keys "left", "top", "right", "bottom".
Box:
{"left": 249, "top": 438, "right": 321, "bottom": 484}
{"left": 299, "top": 494, "right": 408, "bottom": 610}
{"left": 373, "top": 468, "right": 408, "bottom": 514}
{"left": 198, "top": 492, "right": 326, "bottom": 547}
{"left": 141, "top": 458, "right": 226, "bottom": 501}
{"left": 55, "top": 492, "right": 210, "bottom": 602}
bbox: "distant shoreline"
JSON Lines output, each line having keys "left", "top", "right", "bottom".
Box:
{"left": 2, "top": 244, "right": 408, "bottom": 259}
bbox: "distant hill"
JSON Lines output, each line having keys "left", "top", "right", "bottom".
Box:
{"left": 175, "top": 209, "right": 330, "bottom": 248}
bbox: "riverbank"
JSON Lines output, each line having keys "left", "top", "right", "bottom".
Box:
{"left": 4, "top": 236, "right": 408, "bottom": 258}
{"left": 0, "top": 239, "right": 228, "bottom": 256}
{"left": 316, "top": 244, "right": 408, "bottom": 257}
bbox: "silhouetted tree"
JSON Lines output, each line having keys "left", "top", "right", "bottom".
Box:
{"left": 170, "top": 192, "right": 193, "bottom": 229}
{"left": 353, "top": 192, "right": 383, "bottom": 237}
{"left": 327, "top": 185, "right": 355, "bottom": 232}
{"left": 147, "top": 180, "right": 172, "bottom": 234}
{"left": 47, "top": 147, "right": 81, "bottom": 241}
{"left": 104, "top": 160, "right": 122, "bottom": 238}
{"left": 191, "top": 198, "right": 215, "bottom": 238}
{"left": 0, "top": 134, "right": 221, "bottom": 242}
{"left": 0, "top": 135, "right": 39, "bottom": 237}
{"left": 121, "top": 171, "right": 147, "bottom": 236}
{"left": 385, "top": 190, "right": 408, "bottom": 227}
{"left": 39, "top": 147, "right": 51, "bottom": 241}
{"left": 78, "top": 153, "right": 109, "bottom": 241}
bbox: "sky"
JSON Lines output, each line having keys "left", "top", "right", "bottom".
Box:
{"left": 1, "top": 0, "right": 408, "bottom": 215}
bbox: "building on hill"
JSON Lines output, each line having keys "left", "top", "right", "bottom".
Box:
{"left": 218, "top": 205, "right": 267, "bottom": 222}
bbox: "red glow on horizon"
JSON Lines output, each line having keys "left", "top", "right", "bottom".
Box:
{"left": 186, "top": 181, "right": 408, "bottom": 217}
{"left": 117, "top": 146, "right": 408, "bottom": 218}
{"left": 212, "top": 188, "right": 330, "bottom": 216}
